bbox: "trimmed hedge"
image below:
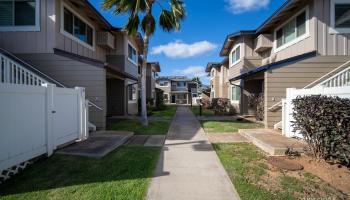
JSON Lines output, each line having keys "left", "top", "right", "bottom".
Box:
{"left": 292, "top": 95, "right": 350, "bottom": 166}
{"left": 211, "top": 98, "right": 236, "bottom": 116}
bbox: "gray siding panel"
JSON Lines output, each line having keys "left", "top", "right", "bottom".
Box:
{"left": 16, "top": 53, "right": 107, "bottom": 129}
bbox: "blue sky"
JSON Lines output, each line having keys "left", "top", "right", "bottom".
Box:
{"left": 89, "top": 0, "right": 286, "bottom": 84}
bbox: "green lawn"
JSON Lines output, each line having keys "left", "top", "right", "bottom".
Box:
{"left": 0, "top": 146, "right": 161, "bottom": 200}
{"left": 191, "top": 106, "right": 215, "bottom": 116}
{"left": 110, "top": 119, "right": 170, "bottom": 135}
{"left": 213, "top": 143, "right": 345, "bottom": 200}
{"left": 150, "top": 106, "right": 177, "bottom": 119}
{"left": 201, "top": 120, "right": 264, "bottom": 133}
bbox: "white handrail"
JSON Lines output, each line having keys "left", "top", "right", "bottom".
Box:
{"left": 1, "top": 53, "right": 48, "bottom": 86}
{"left": 320, "top": 65, "right": 350, "bottom": 87}
{"left": 0, "top": 50, "right": 103, "bottom": 111}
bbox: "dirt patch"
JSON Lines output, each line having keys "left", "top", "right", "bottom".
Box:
{"left": 267, "top": 156, "right": 304, "bottom": 171}
{"left": 295, "top": 156, "right": 350, "bottom": 197}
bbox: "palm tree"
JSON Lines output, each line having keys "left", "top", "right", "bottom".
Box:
{"left": 102, "top": 0, "right": 185, "bottom": 126}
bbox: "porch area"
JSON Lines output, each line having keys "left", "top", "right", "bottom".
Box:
{"left": 239, "top": 129, "right": 306, "bottom": 156}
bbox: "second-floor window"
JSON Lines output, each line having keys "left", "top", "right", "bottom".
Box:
{"left": 275, "top": 8, "right": 308, "bottom": 50}
{"left": 63, "top": 6, "right": 94, "bottom": 47}
{"left": 159, "top": 80, "right": 169, "bottom": 87}
{"left": 0, "top": 0, "right": 40, "bottom": 31}
{"left": 128, "top": 43, "right": 137, "bottom": 65}
{"left": 331, "top": 1, "right": 350, "bottom": 33}
{"left": 177, "top": 82, "right": 186, "bottom": 87}
{"left": 230, "top": 45, "right": 241, "bottom": 66}
{"left": 211, "top": 69, "right": 215, "bottom": 78}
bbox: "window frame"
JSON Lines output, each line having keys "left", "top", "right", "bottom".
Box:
{"left": 273, "top": 6, "right": 310, "bottom": 53}
{"left": 128, "top": 84, "right": 137, "bottom": 102}
{"left": 230, "top": 85, "right": 241, "bottom": 103}
{"left": 0, "top": 0, "right": 40, "bottom": 32}
{"left": 158, "top": 80, "right": 169, "bottom": 87}
{"left": 330, "top": 0, "right": 350, "bottom": 34}
{"left": 127, "top": 42, "right": 138, "bottom": 65}
{"left": 60, "top": 2, "right": 95, "bottom": 50}
{"left": 230, "top": 43, "right": 242, "bottom": 67}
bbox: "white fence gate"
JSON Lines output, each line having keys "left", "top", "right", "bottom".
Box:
{"left": 282, "top": 86, "right": 350, "bottom": 138}
{"left": 0, "top": 83, "right": 88, "bottom": 172}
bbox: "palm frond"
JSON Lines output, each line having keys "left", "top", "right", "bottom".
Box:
{"left": 159, "top": 10, "right": 176, "bottom": 32}
{"left": 141, "top": 13, "right": 156, "bottom": 35}
{"left": 170, "top": 0, "right": 186, "bottom": 20}
{"left": 125, "top": 15, "right": 140, "bottom": 36}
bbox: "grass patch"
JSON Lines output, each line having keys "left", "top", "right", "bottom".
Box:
{"left": 191, "top": 106, "right": 215, "bottom": 116}
{"left": 213, "top": 143, "right": 346, "bottom": 200}
{"left": 0, "top": 146, "right": 161, "bottom": 200}
{"left": 110, "top": 119, "right": 170, "bottom": 135}
{"left": 201, "top": 120, "right": 264, "bottom": 133}
{"left": 150, "top": 106, "right": 177, "bottom": 119}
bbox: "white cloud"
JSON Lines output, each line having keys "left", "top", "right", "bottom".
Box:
{"left": 226, "top": 0, "right": 270, "bottom": 14}
{"left": 174, "top": 66, "right": 207, "bottom": 78}
{"left": 151, "top": 40, "right": 217, "bottom": 58}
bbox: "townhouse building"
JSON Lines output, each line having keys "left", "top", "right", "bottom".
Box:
{"left": 156, "top": 76, "right": 199, "bottom": 105}
{"left": 219, "top": 0, "right": 350, "bottom": 128}
{"left": 0, "top": 0, "right": 146, "bottom": 129}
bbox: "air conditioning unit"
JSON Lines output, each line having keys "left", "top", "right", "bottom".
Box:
{"left": 97, "top": 31, "right": 115, "bottom": 49}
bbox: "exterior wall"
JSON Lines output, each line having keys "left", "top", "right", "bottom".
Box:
{"left": 264, "top": 55, "right": 350, "bottom": 128}
{"left": 0, "top": 0, "right": 56, "bottom": 54}
{"left": 126, "top": 78, "right": 138, "bottom": 115}
{"left": 107, "top": 32, "right": 139, "bottom": 76}
{"left": 315, "top": 0, "right": 350, "bottom": 56}
{"left": 55, "top": 0, "right": 108, "bottom": 62}
{"left": 106, "top": 78, "right": 124, "bottom": 116}
{"left": 16, "top": 53, "right": 107, "bottom": 129}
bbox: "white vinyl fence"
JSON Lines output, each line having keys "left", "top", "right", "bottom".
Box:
{"left": 0, "top": 83, "right": 88, "bottom": 172}
{"left": 282, "top": 86, "right": 350, "bottom": 138}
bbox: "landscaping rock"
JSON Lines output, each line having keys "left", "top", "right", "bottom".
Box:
{"left": 267, "top": 156, "right": 304, "bottom": 171}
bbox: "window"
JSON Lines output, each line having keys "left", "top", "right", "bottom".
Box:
{"left": 231, "top": 86, "right": 241, "bottom": 101}
{"left": 230, "top": 44, "right": 241, "bottom": 66}
{"left": 0, "top": 0, "right": 39, "bottom": 31}
{"left": 62, "top": 6, "right": 94, "bottom": 47}
{"left": 128, "top": 43, "right": 137, "bottom": 64}
{"left": 159, "top": 80, "right": 169, "bottom": 87}
{"left": 275, "top": 8, "right": 308, "bottom": 51}
{"left": 192, "top": 93, "right": 198, "bottom": 98}
{"left": 177, "top": 82, "right": 186, "bottom": 87}
{"left": 128, "top": 85, "right": 137, "bottom": 101}
{"left": 331, "top": 1, "right": 350, "bottom": 33}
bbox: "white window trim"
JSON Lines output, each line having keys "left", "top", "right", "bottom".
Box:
{"left": 60, "top": 1, "right": 95, "bottom": 51}
{"left": 273, "top": 6, "right": 310, "bottom": 53}
{"left": 0, "top": 0, "right": 40, "bottom": 32}
{"left": 158, "top": 81, "right": 169, "bottom": 87}
{"left": 128, "top": 84, "right": 137, "bottom": 103}
{"left": 127, "top": 41, "right": 138, "bottom": 66}
{"left": 330, "top": 0, "right": 350, "bottom": 34}
{"left": 230, "top": 43, "right": 242, "bottom": 67}
{"left": 230, "top": 85, "right": 240, "bottom": 104}
{"left": 210, "top": 68, "right": 216, "bottom": 80}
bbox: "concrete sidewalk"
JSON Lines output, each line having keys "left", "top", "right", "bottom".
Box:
{"left": 147, "top": 106, "right": 240, "bottom": 200}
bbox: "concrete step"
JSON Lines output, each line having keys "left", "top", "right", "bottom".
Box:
{"left": 239, "top": 129, "right": 306, "bottom": 156}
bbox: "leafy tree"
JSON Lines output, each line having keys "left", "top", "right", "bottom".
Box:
{"left": 192, "top": 77, "right": 202, "bottom": 87}
{"left": 102, "top": 0, "right": 186, "bottom": 125}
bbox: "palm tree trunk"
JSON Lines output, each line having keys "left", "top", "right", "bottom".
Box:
{"left": 140, "top": 28, "right": 151, "bottom": 126}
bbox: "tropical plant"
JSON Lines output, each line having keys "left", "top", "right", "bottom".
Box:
{"left": 102, "top": 0, "right": 186, "bottom": 125}
{"left": 192, "top": 77, "right": 202, "bottom": 87}
{"left": 292, "top": 95, "right": 350, "bottom": 166}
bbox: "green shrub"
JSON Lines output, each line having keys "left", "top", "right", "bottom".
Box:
{"left": 199, "top": 98, "right": 211, "bottom": 109}
{"left": 155, "top": 88, "right": 166, "bottom": 110}
{"left": 247, "top": 93, "right": 264, "bottom": 121}
{"left": 211, "top": 98, "right": 236, "bottom": 116}
{"left": 292, "top": 95, "right": 350, "bottom": 166}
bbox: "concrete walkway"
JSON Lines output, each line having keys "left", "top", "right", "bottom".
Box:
{"left": 147, "top": 106, "right": 240, "bottom": 200}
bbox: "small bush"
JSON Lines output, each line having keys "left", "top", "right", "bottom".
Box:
{"left": 155, "top": 88, "right": 166, "bottom": 111}
{"left": 200, "top": 98, "right": 211, "bottom": 109}
{"left": 292, "top": 95, "right": 350, "bottom": 166}
{"left": 247, "top": 93, "right": 264, "bottom": 121}
{"left": 211, "top": 98, "right": 236, "bottom": 116}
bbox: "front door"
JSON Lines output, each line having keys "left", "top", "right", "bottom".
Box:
{"left": 171, "top": 95, "right": 176, "bottom": 103}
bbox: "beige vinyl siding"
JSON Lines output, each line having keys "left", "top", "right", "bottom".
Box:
{"left": 0, "top": 0, "right": 55, "bottom": 53}
{"left": 315, "top": 0, "right": 350, "bottom": 56}
{"left": 16, "top": 53, "right": 107, "bottom": 129}
{"left": 55, "top": 0, "right": 107, "bottom": 62}
{"left": 228, "top": 57, "right": 262, "bottom": 80}
{"left": 264, "top": 55, "right": 350, "bottom": 128}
